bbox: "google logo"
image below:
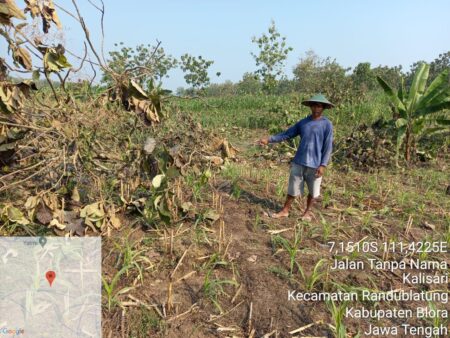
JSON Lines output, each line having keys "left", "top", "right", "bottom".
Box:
{"left": 0, "top": 328, "right": 25, "bottom": 336}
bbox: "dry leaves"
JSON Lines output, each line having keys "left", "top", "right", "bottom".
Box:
{"left": 12, "top": 47, "right": 32, "bottom": 70}
{"left": 24, "top": 0, "right": 61, "bottom": 33}
{"left": 0, "top": 80, "right": 37, "bottom": 113}
{"left": 0, "top": 0, "right": 26, "bottom": 25}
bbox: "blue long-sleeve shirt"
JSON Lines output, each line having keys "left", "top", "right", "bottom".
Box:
{"left": 269, "top": 115, "right": 333, "bottom": 168}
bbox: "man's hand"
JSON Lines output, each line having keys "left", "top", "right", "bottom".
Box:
{"left": 257, "top": 136, "right": 270, "bottom": 146}
{"left": 315, "top": 165, "right": 325, "bottom": 178}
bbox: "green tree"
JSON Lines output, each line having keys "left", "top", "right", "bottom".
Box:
{"left": 180, "top": 54, "right": 214, "bottom": 91}
{"left": 377, "top": 63, "right": 450, "bottom": 163}
{"left": 352, "top": 62, "right": 377, "bottom": 93}
{"left": 407, "top": 51, "right": 450, "bottom": 87}
{"left": 293, "top": 50, "right": 351, "bottom": 104}
{"left": 204, "top": 81, "right": 237, "bottom": 96}
{"left": 102, "top": 42, "right": 178, "bottom": 89}
{"left": 430, "top": 51, "right": 450, "bottom": 81}
{"left": 237, "top": 72, "right": 262, "bottom": 95}
{"left": 251, "top": 20, "right": 293, "bottom": 93}
{"left": 372, "top": 65, "right": 403, "bottom": 89}
{"left": 292, "top": 50, "right": 319, "bottom": 92}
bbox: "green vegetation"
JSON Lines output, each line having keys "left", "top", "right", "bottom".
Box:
{"left": 271, "top": 226, "right": 303, "bottom": 276}
{"left": 251, "top": 20, "right": 293, "bottom": 93}
{"left": 326, "top": 300, "right": 352, "bottom": 338}
{"left": 377, "top": 63, "right": 450, "bottom": 163}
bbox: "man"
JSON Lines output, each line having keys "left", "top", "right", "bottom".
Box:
{"left": 259, "top": 94, "right": 334, "bottom": 221}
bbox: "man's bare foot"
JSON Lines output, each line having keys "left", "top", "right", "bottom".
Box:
{"left": 270, "top": 210, "right": 289, "bottom": 218}
{"left": 301, "top": 211, "right": 313, "bottom": 222}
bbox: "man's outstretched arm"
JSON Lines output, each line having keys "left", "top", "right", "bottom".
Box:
{"left": 259, "top": 123, "right": 300, "bottom": 145}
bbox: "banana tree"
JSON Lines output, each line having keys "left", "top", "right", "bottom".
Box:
{"left": 377, "top": 63, "right": 450, "bottom": 164}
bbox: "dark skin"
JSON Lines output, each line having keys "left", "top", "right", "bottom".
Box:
{"left": 258, "top": 102, "right": 327, "bottom": 219}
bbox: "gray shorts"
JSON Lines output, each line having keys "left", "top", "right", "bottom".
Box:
{"left": 287, "top": 163, "right": 322, "bottom": 198}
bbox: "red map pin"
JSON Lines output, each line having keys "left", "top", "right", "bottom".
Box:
{"left": 46, "top": 271, "right": 56, "bottom": 287}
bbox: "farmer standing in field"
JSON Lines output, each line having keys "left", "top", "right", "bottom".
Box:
{"left": 258, "top": 94, "right": 334, "bottom": 221}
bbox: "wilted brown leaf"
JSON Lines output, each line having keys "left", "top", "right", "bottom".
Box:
{"left": 35, "top": 203, "right": 52, "bottom": 224}
{"left": 204, "top": 209, "right": 220, "bottom": 222}
{"left": 13, "top": 47, "right": 32, "bottom": 70}
{"left": 49, "top": 218, "right": 65, "bottom": 230}
{"left": 0, "top": 0, "right": 26, "bottom": 25}
{"left": 42, "top": 192, "right": 59, "bottom": 211}
{"left": 23, "top": 0, "right": 39, "bottom": 17}
{"left": 203, "top": 155, "right": 223, "bottom": 166}
{"left": 24, "top": 0, "right": 61, "bottom": 33}
{"left": 107, "top": 207, "right": 121, "bottom": 229}
{"left": 130, "top": 97, "right": 160, "bottom": 124}
{"left": 0, "top": 80, "right": 37, "bottom": 113}
{"left": 129, "top": 80, "right": 148, "bottom": 99}
{"left": 65, "top": 217, "right": 85, "bottom": 236}
{"left": 24, "top": 195, "right": 40, "bottom": 219}
{"left": 41, "top": 0, "right": 61, "bottom": 32}
{"left": 71, "top": 186, "right": 80, "bottom": 202}
{"left": 0, "top": 58, "right": 7, "bottom": 81}
{"left": 63, "top": 210, "right": 85, "bottom": 236}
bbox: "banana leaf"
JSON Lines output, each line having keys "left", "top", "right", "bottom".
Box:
{"left": 376, "top": 76, "right": 406, "bottom": 112}
{"left": 408, "top": 63, "right": 429, "bottom": 111}
{"left": 414, "top": 99, "right": 450, "bottom": 118}
{"left": 416, "top": 69, "right": 450, "bottom": 109}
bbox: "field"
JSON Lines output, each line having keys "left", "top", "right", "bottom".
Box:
{"left": 98, "top": 95, "right": 449, "bottom": 337}
{"left": 1, "top": 2, "right": 449, "bottom": 337}
{"left": 1, "top": 83, "right": 449, "bottom": 338}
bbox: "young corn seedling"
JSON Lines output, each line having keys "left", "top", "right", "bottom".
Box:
{"left": 102, "top": 266, "right": 134, "bottom": 311}
{"left": 319, "top": 214, "right": 332, "bottom": 242}
{"left": 202, "top": 268, "right": 237, "bottom": 313}
{"left": 271, "top": 226, "right": 303, "bottom": 276}
{"left": 426, "top": 301, "right": 449, "bottom": 337}
{"left": 302, "top": 258, "right": 328, "bottom": 291}
{"left": 326, "top": 299, "right": 351, "bottom": 338}
{"left": 114, "top": 237, "right": 153, "bottom": 283}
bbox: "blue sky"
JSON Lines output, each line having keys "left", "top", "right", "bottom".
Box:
{"left": 17, "top": 0, "right": 450, "bottom": 89}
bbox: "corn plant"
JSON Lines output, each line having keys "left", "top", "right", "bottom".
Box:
{"left": 319, "top": 214, "right": 332, "bottom": 242}
{"left": 377, "top": 64, "right": 450, "bottom": 164}
{"left": 302, "top": 258, "right": 327, "bottom": 291}
{"left": 326, "top": 300, "right": 349, "bottom": 338}
{"left": 102, "top": 266, "right": 134, "bottom": 311}
{"left": 426, "top": 301, "right": 448, "bottom": 337}
{"left": 114, "top": 236, "right": 153, "bottom": 283}
{"left": 202, "top": 268, "right": 237, "bottom": 313}
{"left": 271, "top": 226, "right": 303, "bottom": 276}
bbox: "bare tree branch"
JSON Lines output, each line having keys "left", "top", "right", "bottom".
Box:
{"left": 86, "top": 0, "right": 107, "bottom": 66}
{"left": 70, "top": 0, "right": 106, "bottom": 70}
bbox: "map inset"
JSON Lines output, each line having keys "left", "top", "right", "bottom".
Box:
{"left": 0, "top": 237, "right": 101, "bottom": 337}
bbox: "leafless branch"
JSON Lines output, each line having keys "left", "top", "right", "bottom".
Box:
{"left": 70, "top": 0, "right": 106, "bottom": 71}
{"left": 65, "top": 48, "right": 101, "bottom": 67}
{"left": 54, "top": 2, "right": 80, "bottom": 22}
{"left": 88, "top": 57, "right": 97, "bottom": 87}
{"left": 44, "top": 71, "right": 60, "bottom": 103}
{"left": 87, "top": 0, "right": 107, "bottom": 65}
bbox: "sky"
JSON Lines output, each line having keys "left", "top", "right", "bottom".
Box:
{"left": 6, "top": 0, "right": 450, "bottom": 90}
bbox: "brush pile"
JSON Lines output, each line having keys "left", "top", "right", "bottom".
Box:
{"left": 1, "top": 89, "right": 237, "bottom": 236}
{"left": 333, "top": 119, "right": 396, "bottom": 170}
